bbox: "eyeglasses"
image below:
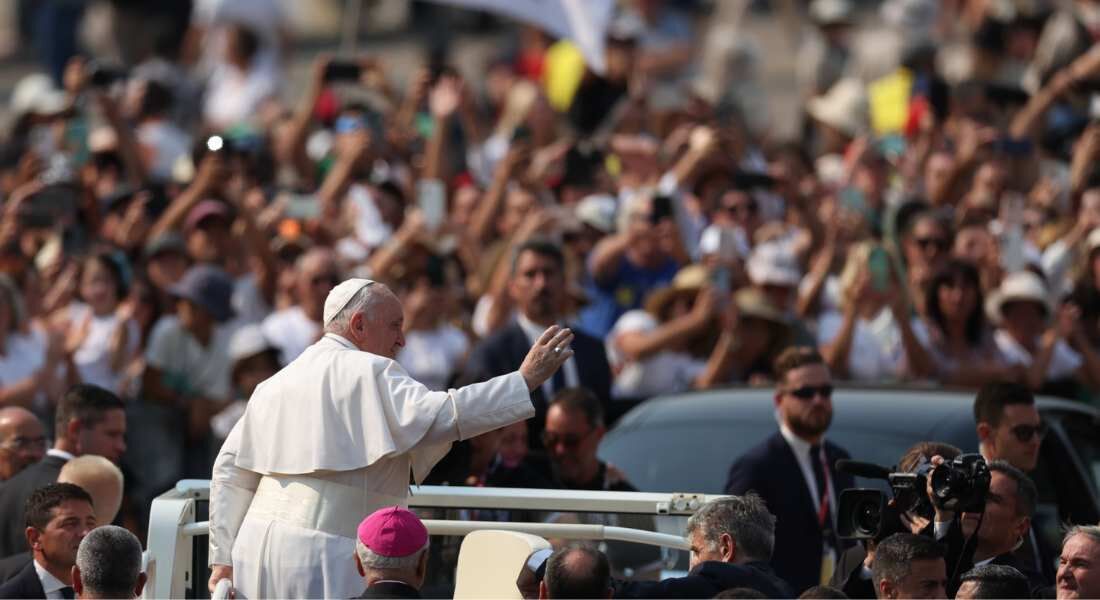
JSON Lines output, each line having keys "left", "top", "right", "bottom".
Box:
{"left": 915, "top": 237, "right": 949, "bottom": 253}
{"left": 1010, "top": 422, "right": 1047, "bottom": 443}
{"left": 542, "top": 430, "right": 590, "bottom": 450}
{"left": 784, "top": 385, "right": 833, "bottom": 400}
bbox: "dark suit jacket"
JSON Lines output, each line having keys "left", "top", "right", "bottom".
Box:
{"left": 724, "top": 431, "right": 855, "bottom": 595}
{"left": 940, "top": 516, "right": 1051, "bottom": 598}
{"left": 0, "top": 553, "right": 30, "bottom": 584}
{"left": 355, "top": 581, "right": 421, "bottom": 599}
{"left": 831, "top": 544, "right": 875, "bottom": 599}
{"left": 0, "top": 559, "right": 45, "bottom": 599}
{"left": 0, "top": 455, "right": 66, "bottom": 558}
{"left": 614, "top": 560, "right": 793, "bottom": 599}
{"left": 460, "top": 321, "right": 612, "bottom": 446}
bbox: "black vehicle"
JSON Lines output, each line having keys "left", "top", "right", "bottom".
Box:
{"left": 599, "top": 386, "right": 1100, "bottom": 570}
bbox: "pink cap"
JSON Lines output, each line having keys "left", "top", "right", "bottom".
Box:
{"left": 184, "top": 200, "right": 231, "bottom": 232}
{"left": 356, "top": 507, "right": 428, "bottom": 558}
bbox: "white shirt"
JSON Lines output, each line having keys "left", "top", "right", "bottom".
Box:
{"left": 994, "top": 329, "right": 1082, "bottom": 381}
{"left": 516, "top": 314, "right": 578, "bottom": 399}
{"left": 66, "top": 303, "right": 140, "bottom": 395}
{"left": 0, "top": 327, "right": 48, "bottom": 409}
{"left": 47, "top": 448, "right": 74, "bottom": 462}
{"left": 145, "top": 316, "right": 233, "bottom": 402}
{"left": 397, "top": 324, "right": 469, "bottom": 391}
{"left": 261, "top": 306, "right": 320, "bottom": 365}
{"left": 817, "top": 308, "right": 906, "bottom": 381}
{"left": 33, "top": 560, "right": 70, "bottom": 600}
{"left": 606, "top": 310, "right": 706, "bottom": 399}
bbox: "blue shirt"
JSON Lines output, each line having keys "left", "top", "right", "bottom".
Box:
{"left": 577, "top": 256, "right": 678, "bottom": 339}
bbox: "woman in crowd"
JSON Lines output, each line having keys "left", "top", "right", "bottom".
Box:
{"left": 60, "top": 252, "right": 141, "bottom": 396}
{"left": 818, "top": 242, "right": 932, "bottom": 381}
{"left": 913, "top": 259, "right": 1012, "bottom": 386}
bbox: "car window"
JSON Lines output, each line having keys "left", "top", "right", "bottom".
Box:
{"left": 1060, "top": 413, "right": 1100, "bottom": 498}
{"left": 599, "top": 422, "right": 975, "bottom": 495}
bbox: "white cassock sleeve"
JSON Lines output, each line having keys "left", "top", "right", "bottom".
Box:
{"left": 209, "top": 420, "right": 261, "bottom": 566}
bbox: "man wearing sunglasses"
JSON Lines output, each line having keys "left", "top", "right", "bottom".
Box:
{"left": 973, "top": 382, "right": 1054, "bottom": 583}
{"left": 724, "top": 346, "right": 854, "bottom": 594}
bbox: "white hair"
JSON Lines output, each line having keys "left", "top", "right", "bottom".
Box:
{"left": 355, "top": 539, "right": 429, "bottom": 571}
{"left": 76, "top": 525, "right": 143, "bottom": 598}
{"left": 323, "top": 283, "right": 393, "bottom": 334}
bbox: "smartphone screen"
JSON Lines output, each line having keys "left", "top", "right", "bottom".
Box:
{"left": 324, "top": 61, "right": 362, "bottom": 83}
{"left": 651, "top": 195, "right": 674, "bottom": 224}
{"left": 417, "top": 179, "right": 447, "bottom": 231}
{"left": 868, "top": 247, "right": 891, "bottom": 293}
{"left": 710, "top": 266, "right": 731, "bottom": 294}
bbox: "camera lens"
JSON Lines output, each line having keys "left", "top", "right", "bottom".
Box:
{"left": 853, "top": 499, "right": 881, "bottom": 537}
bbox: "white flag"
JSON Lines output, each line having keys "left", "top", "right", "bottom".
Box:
{"left": 429, "top": 0, "right": 615, "bottom": 74}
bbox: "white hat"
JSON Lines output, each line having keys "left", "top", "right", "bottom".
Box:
{"left": 229, "top": 325, "right": 275, "bottom": 364}
{"left": 1087, "top": 228, "right": 1100, "bottom": 253}
{"left": 747, "top": 243, "right": 802, "bottom": 287}
{"left": 11, "top": 73, "right": 67, "bottom": 117}
{"left": 986, "top": 270, "right": 1052, "bottom": 325}
{"left": 575, "top": 194, "right": 617, "bottom": 233}
{"left": 323, "top": 278, "right": 376, "bottom": 326}
{"left": 806, "top": 78, "right": 868, "bottom": 138}
{"left": 810, "top": 0, "right": 855, "bottom": 25}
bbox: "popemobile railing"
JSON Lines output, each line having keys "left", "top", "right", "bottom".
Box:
{"left": 143, "top": 480, "right": 726, "bottom": 599}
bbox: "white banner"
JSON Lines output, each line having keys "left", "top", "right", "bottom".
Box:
{"left": 430, "top": 0, "right": 615, "bottom": 74}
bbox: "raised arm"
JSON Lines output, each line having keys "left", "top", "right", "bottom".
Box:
{"left": 148, "top": 153, "right": 226, "bottom": 241}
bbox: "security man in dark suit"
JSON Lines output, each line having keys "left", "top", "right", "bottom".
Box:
{"left": 615, "top": 495, "right": 792, "bottom": 598}
{"left": 0, "top": 385, "right": 125, "bottom": 559}
{"left": 0, "top": 483, "right": 96, "bottom": 599}
{"left": 724, "top": 347, "right": 853, "bottom": 594}
{"left": 461, "top": 238, "right": 612, "bottom": 448}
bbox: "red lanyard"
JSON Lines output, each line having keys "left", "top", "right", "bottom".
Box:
{"left": 816, "top": 449, "right": 832, "bottom": 528}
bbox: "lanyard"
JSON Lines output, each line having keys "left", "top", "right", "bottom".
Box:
{"left": 815, "top": 448, "right": 833, "bottom": 529}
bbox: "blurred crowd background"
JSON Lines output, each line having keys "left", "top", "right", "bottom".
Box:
{"left": 1, "top": 0, "right": 1100, "bottom": 541}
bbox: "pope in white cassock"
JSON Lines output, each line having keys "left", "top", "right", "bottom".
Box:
{"left": 207, "top": 278, "right": 575, "bottom": 598}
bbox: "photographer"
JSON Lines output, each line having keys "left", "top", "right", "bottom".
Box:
{"left": 929, "top": 459, "right": 1048, "bottom": 596}
{"left": 831, "top": 442, "right": 962, "bottom": 599}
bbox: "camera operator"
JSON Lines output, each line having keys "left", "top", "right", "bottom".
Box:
{"left": 831, "top": 442, "right": 962, "bottom": 599}
{"left": 929, "top": 458, "right": 1048, "bottom": 597}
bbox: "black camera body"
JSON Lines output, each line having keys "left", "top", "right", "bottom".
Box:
{"left": 837, "top": 454, "right": 991, "bottom": 540}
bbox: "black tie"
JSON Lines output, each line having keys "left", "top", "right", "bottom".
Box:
{"left": 60, "top": 587, "right": 74, "bottom": 600}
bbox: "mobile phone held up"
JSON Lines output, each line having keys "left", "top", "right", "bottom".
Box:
{"left": 650, "top": 195, "right": 674, "bottom": 224}
{"left": 417, "top": 179, "right": 447, "bottom": 232}
{"left": 868, "top": 246, "right": 891, "bottom": 293}
{"left": 323, "top": 61, "right": 362, "bottom": 83}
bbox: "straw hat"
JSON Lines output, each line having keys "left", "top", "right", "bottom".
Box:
{"left": 644, "top": 265, "right": 708, "bottom": 317}
{"left": 734, "top": 287, "right": 790, "bottom": 325}
{"left": 807, "top": 78, "right": 869, "bottom": 139}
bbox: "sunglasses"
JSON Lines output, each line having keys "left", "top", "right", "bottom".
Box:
{"left": 1010, "top": 422, "right": 1047, "bottom": 443}
{"left": 915, "top": 237, "right": 949, "bottom": 252}
{"left": 784, "top": 385, "right": 833, "bottom": 400}
{"left": 542, "top": 431, "right": 590, "bottom": 450}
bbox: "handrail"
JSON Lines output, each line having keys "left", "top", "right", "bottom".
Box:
{"left": 176, "top": 518, "right": 689, "bottom": 549}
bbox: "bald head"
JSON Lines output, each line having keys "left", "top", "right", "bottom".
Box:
{"left": 0, "top": 407, "right": 45, "bottom": 480}
{"left": 58, "top": 455, "right": 124, "bottom": 524}
{"left": 297, "top": 248, "right": 341, "bottom": 322}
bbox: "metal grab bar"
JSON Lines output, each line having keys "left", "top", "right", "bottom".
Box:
{"left": 178, "top": 519, "right": 689, "bottom": 550}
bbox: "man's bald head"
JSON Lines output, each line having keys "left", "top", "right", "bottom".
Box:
{"left": 0, "top": 407, "right": 45, "bottom": 480}
{"left": 296, "top": 248, "right": 341, "bottom": 322}
{"left": 58, "top": 455, "right": 124, "bottom": 524}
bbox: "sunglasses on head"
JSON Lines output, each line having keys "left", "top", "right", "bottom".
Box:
{"left": 1010, "top": 422, "right": 1047, "bottom": 443}
{"left": 784, "top": 385, "right": 833, "bottom": 400}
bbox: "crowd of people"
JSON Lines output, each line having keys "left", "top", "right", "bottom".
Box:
{"left": 2, "top": 0, "right": 1100, "bottom": 597}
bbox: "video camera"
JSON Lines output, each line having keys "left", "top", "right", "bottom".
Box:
{"left": 836, "top": 454, "right": 991, "bottom": 540}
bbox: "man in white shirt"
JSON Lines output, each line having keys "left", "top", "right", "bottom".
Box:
{"left": 208, "top": 278, "right": 574, "bottom": 598}
{"left": 261, "top": 248, "right": 338, "bottom": 365}
{"left": 0, "top": 483, "right": 97, "bottom": 599}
